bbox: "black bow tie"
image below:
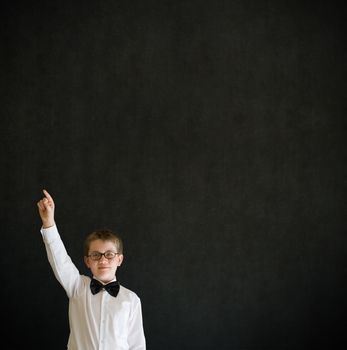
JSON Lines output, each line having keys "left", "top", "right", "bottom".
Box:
{"left": 90, "top": 278, "right": 120, "bottom": 297}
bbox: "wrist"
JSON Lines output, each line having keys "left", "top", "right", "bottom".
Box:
{"left": 42, "top": 220, "right": 55, "bottom": 229}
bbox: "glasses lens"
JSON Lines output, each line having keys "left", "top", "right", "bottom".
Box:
{"left": 105, "top": 251, "right": 116, "bottom": 259}
{"left": 90, "top": 252, "right": 102, "bottom": 260}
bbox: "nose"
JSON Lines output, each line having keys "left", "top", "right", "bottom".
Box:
{"left": 98, "top": 255, "right": 108, "bottom": 263}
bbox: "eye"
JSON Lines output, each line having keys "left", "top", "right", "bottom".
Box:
{"left": 89, "top": 252, "right": 102, "bottom": 260}
{"left": 104, "top": 251, "right": 117, "bottom": 259}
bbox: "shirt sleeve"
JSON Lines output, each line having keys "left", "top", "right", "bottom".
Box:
{"left": 41, "top": 225, "right": 81, "bottom": 298}
{"left": 128, "top": 295, "right": 146, "bottom": 350}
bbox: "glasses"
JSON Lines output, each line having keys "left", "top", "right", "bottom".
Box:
{"left": 88, "top": 251, "right": 120, "bottom": 261}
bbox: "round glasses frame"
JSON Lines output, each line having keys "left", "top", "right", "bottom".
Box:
{"left": 88, "top": 251, "right": 120, "bottom": 261}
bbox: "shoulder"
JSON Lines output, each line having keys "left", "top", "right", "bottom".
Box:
{"left": 118, "top": 284, "right": 142, "bottom": 303}
{"left": 81, "top": 275, "right": 92, "bottom": 284}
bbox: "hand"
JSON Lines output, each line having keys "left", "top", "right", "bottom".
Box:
{"left": 37, "top": 189, "right": 55, "bottom": 228}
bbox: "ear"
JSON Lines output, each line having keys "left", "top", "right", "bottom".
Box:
{"left": 84, "top": 256, "right": 91, "bottom": 268}
{"left": 117, "top": 254, "right": 124, "bottom": 266}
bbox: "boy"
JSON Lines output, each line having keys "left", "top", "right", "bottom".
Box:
{"left": 37, "top": 189, "right": 146, "bottom": 350}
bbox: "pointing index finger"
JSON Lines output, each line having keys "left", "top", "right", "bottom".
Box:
{"left": 43, "top": 189, "right": 54, "bottom": 202}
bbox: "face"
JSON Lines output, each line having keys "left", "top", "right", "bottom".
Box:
{"left": 84, "top": 239, "right": 123, "bottom": 283}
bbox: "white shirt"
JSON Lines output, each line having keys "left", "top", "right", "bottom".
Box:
{"left": 41, "top": 225, "right": 146, "bottom": 350}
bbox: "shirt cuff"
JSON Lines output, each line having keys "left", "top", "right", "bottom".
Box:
{"left": 40, "top": 224, "right": 59, "bottom": 244}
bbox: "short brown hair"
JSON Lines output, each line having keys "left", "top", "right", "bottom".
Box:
{"left": 84, "top": 228, "right": 123, "bottom": 256}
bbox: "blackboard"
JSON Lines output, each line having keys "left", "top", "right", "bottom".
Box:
{"left": 2, "top": 1, "right": 346, "bottom": 349}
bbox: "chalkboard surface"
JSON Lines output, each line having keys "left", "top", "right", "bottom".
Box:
{"left": 2, "top": 1, "right": 346, "bottom": 349}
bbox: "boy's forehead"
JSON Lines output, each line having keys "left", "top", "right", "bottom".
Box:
{"left": 89, "top": 239, "right": 117, "bottom": 251}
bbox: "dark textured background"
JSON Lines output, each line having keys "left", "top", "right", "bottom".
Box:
{"left": 2, "top": 1, "right": 346, "bottom": 349}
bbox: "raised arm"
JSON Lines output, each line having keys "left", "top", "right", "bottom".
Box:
{"left": 37, "top": 189, "right": 55, "bottom": 228}
{"left": 37, "top": 190, "right": 81, "bottom": 295}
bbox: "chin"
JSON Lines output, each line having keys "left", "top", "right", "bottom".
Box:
{"left": 95, "top": 271, "right": 114, "bottom": 281}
